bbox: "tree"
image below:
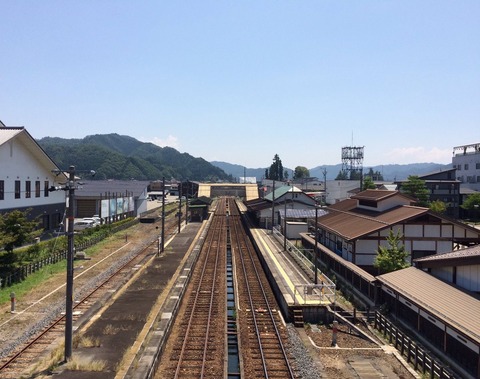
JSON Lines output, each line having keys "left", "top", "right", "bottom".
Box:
{"left": 293, "top": 166, "right": 310, "bottom": 180}
{"left": 363, "top": 176, "right": 376, "bottom": 190}
{"left": 461, "top": 193, "right": 480, "bottom": 220}
{"left": 335, "top": 170, "right": 349, "bottom": 180}
{"left": 0, "top": 209, "right": 39, "bottom": 254}
{"left": 400, "top": 175, "right": 430, "bottom": 207}
{"left": 430, "top": 200, "right": 447, "bottom": 214}
{"left": 365, "top": 168, "right": 384, "bottom": 181}
{"left": 266, "top": 154, "right": 284, "bottom": 181}
{"left": 374, "top": 230, "right": 410, "bottom": 274}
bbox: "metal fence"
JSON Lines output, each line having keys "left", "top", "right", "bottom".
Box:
{"left": 0, "top": 218, "right": 138, "bottom": 289}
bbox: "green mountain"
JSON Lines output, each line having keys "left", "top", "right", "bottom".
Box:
{"left": 38, "top": 134, "right": 232, "bottom": 182}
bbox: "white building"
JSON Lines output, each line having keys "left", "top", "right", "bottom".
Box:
{"left": 314, "top": 189, "right": 480, "bottom": 270}
{"left": 0, "top": 123, "right": 67, "bottom": 234}
{"left": 453, "top": 142, "right": 480, "bottom": 191}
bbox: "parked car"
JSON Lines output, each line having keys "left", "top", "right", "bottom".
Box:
{"left": 91, "top": 215, "right": 104, "bottom": 224}
{"left": 73, "top": 220, "right": 95, "bottom": 231}
{"left": 83, "top": 217, "right": 101, "bottom": 226}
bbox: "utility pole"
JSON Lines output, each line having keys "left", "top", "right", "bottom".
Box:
{"left": 321, "top": 167, "right": 327, "bottom": 205}
{"left": 65, "top": 166, "right": 75, "bottom": 361}
{"left": 49, "top": 165, "right": 95, "bottom": 362}
{"left": 178, "top": 180, "right": 182, "bottom": 233}
{"left": 161, "top": 177, "right": 165, "bottom": 252}
{"left": 271, "top": 180, "right": 275, "bottom": 233}
{"left": 314, "top": 203, "right": 319, "bottom": 285}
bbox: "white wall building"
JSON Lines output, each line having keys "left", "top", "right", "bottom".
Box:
{"left": 0, "top": 123, "right": 67, "bottom": 234}
{"left": 453, "top": 142, "right": 480, "bottom": 191}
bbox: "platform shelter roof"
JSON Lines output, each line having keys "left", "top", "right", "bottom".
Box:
{"left": 377, "top": 267, "right": 480, "bottom": 344}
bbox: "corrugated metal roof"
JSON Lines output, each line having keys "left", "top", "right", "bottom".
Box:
{"left": 75, "top": 180, "right": 150, "bottom": 198}
{"left": 414, "top": 245, "right": 480, "bottom": 269}
{"left": 377, "top": 267, "right": 480, "bottom": 344}
{"left": 278, "top": 208, "right": 328, "bottom": 219}
{"left": 415, "top": 245, "right": 480, "bottom": 263}
{"left": 264, "top": 185, "right": 301, "bottom": 201}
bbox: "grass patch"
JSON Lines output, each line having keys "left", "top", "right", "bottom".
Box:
{"left": 65, "top": 357, "right": 107, "bottom": 371}
{"left": 0, "top": 260, "right": 67, "bottom": 305}
{"left": 73, "top": 334, "right": 101, "bottom": 348}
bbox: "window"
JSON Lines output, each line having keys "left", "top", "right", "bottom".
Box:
{"left": 15, "top": 180, "right": 21, "bottom": 199}
{"left": 464, "top": 164, "right": 469, "bottom": 170}
{"left": 41, "top": 214, "right": 50, "bottom": 230}
{"left": 0, "top": 180, "right": 4, "bottom": 200}
{"left": 44, "top": 181, "right": 49, "bottom": 197}
{"left": 35, "top": 181, "right": 41, "bottom": 197}
{"left": 25, "top": 181, "right": 31, "bottom": 198}
{"left": 476, "top": 163, "right": 480, "bottom": 170}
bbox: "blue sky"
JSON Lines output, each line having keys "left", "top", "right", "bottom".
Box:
{"left": 1, "top": 1, "right": 479, "bottom": 169}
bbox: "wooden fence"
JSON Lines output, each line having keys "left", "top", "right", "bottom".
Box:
{"left": 374, "top": 311, "right": 459, "bottom": 379}
{"left": 0, "top": 218, "right": 138, "bottom": 288}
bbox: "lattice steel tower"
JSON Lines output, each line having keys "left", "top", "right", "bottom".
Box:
{"left": 341, "top": 146, "right": 364, "bottom": 180}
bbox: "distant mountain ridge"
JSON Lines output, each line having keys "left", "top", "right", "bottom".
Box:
{"left": 211, "top": 161, "right": 452, "bottom": 182}
{"left": 38, "top": 134, "right": 232, "bottom": 182}
{"left": 37, "top": 133, "right": 451, "bottom": 183}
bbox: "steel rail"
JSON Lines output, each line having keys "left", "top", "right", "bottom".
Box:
{"left": 231, "top": 207, "right": 295, "bottom": 379}
{"left": 0, "top": 217, "right": 180, "bottom": 376}
{"left": 173, "top": 206, "right": 224, "bottom": 379}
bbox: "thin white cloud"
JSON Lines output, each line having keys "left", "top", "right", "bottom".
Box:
{"left": 384, "top": 146, "right": 452, "bottom": 164}
{"left": 141, "top": 135, "right": 180, "bottom": 149}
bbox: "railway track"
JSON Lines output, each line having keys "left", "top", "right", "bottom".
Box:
{"left": 160, "top": 199, "right": 227, "bottom": 378}
{"left": 230, "top": 200, "right": 296, "bottom": 379}
{"left": 157, "top": 197, "right": 296, "bottom": 379}
{"left": 0, "top": 215, "right": 181, "bottom": 379}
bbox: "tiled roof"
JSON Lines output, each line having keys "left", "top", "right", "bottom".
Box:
{"left": 377, "top": 267, "right": 480, "bottom": 343}
{"left": 351, "top": 189, "right": 400, "bottom": 201}
{"left": 317, "top": 205, "right": 428, "bottom": 241}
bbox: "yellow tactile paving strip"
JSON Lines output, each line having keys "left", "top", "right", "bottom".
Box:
{"left": 251, "top": 228, "right": 329, "bottom": 306}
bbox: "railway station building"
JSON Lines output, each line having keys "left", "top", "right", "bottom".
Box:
{"left": 0, "top": 123, "right": 67, "bottom": 237}
{"left": 312, "top": 189, "right": 480, "bottom": 273}
{"left": 244, "top": 185, "right": 317, "bottom": 229}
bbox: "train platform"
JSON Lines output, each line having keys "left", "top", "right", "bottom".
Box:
{"left": 52, "top": 220, "right": 208, "bottom": 379}
{"left": 248, "top": 226, "right": 336, "bottom": 324}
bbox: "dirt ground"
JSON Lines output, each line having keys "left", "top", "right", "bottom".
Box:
{"left": 303, "top": 321, "right": 418, "bottom": 378}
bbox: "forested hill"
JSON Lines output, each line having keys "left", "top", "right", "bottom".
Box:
{"left": 37, "top": 134, "right": 232, "bottom": 182}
